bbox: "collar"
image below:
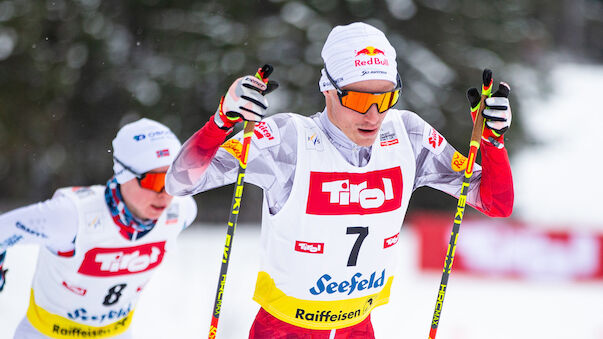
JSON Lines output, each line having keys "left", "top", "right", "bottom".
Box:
{"left": 104, "top": 177, "right": 157, "bottom": 241}
{"left": 311, "top": 108, "right": 373, "bottom": 167}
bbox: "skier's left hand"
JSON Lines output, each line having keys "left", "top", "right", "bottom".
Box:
{"left": 467, "top": 82, "right": 512, "bottom": 148}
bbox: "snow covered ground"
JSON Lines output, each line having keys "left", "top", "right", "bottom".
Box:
{"left": 2, "top": 63, "right": 603, "bottom": 338}
{"left": 2, "top": 225, "right": 603, "bottom": 339}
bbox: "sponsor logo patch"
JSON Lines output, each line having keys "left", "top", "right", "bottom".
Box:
{"left": 62, "top": 281, "right": 87, "bottom": 296}
{"left": 220, "top": 138, "right": 243, "bottom": 160}
{"left": 16, "top": 221, "right": 48, "bottom": 239}
{"left": 305, "top": 127, "right": 324, "bottom": 151}
{"left": 148, "top": 130, "right": 176, "bottom": 141}
{"left": 356, "top": 46, "right": 385, "bottom": 57}
{"left": 67, "top": 305, "right": 132, "bottom": 323}
{"left": 295, "top": 241, "right": 324, "bottom": 254}
{"left": 133, "top": 130, "right": 176, "bottom": 142}
{"left": 422, "top": 124, "right": 446, "bottom": 155}
{"left": 295, "top": 307, "right": 364, "bottom": 323}
{"left": 379, "top": 123, "right": 398, "bottom": 147}
{"left": 78, "top": 242, "right": 166, "bottom": 277}
{"left": 306, "top": 167, "right": 403, "bottom": 215}
{"left": 354, "top": 46, "right": 390, "bottom": 68}
{"left": 253, "top": 120, "right": 280, "bottom": 149}
{"left": 309, "top": 270, "right": 386, "bottom": 296}
{"left": 451, "top": 151, "right": 468, "bottom": 172}
{"left": 383, "top": 233, "right": 399, "bottom": 249}
{"left": 85, "top": 213, "right": 102, "bottom": 232}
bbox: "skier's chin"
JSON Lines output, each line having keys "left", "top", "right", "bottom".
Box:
{"left": 355, "top": 128, "right": 379, "bottom": 146}
{"left": 143, "top": 205, "right": 166, "bottom": 220}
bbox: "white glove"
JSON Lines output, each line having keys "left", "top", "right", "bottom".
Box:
{"left": 483, "top": 90, "right": 512, "bottom": 136}
{"left": 214, "top": 75, "right": 269, "bottom": 130}
{"left": 468, "top": 82, "right": 512, "bottom": 148}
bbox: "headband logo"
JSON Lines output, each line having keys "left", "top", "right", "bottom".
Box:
{"left": 355, "top": 46, "right": 385, "bottom": 56}
{"left": 354, "top": 46, "right": 389, "bottom": 67}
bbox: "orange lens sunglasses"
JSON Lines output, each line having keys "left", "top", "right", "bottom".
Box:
{"left": 137, "top": 172, "right": 166, "bottom": 193}
{"left": 324, "top": 67, "right": 402, "bottom": 114}
{"left": 114, "top": 157, "right": 167, "bottom": 193}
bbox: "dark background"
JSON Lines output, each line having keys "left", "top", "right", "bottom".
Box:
{"left": 0, "top": 0, "right": 601, "bottom": 221}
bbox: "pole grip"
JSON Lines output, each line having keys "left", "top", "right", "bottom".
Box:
{"left": 470, "top": 100, "right": 486, "bottom": 144}
{"left": 241, "top": 64, "right": 273, "bottom": 140}
{"left": 243, "top": 121, "right": 255, "bottom": 135}
{"left": 470, "top": 69, "right": 493, "bottom": 144}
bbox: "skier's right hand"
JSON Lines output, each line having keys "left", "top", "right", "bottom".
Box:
{"left": 214, "top": 75, "right": 279, "bottom": 130}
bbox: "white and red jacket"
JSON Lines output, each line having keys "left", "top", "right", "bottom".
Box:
{"left": 0, "top": 185, "right": 196, "bottom": 338}
{"left": 166, "top": 108, "right": 513, "bottom": 329}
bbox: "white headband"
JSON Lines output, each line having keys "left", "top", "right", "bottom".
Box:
{"left": 319, "top": 22, "right": 398, "bottom": 92}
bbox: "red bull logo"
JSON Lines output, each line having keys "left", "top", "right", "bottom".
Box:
{"left": 355, "top": 46, "right": 385, "bottom": 56}
{"left": 354, "top": 46, "right": 389, "bottom": 67}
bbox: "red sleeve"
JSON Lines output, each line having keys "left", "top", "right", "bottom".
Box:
{"left": 181, "top": 118, "right": 231, "bottom": 170}
{"left": 196, "top": 118, "right": 231, "bottom": 149}
{"left": 477, "top": 140, "right": 514, "bottom": 217}
{"left": 165, "top": 117, "right": 232, "bottom": 197}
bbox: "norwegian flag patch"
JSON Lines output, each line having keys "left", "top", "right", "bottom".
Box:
{"left": 156, "top": 149, "right": 170, "bottom": 158}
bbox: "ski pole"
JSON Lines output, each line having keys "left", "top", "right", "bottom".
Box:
{"left": 208, "top": 64, "right": 274, "bottom": 339}
{"left": 427, "top": 69, "right": 493, "bottom": 339}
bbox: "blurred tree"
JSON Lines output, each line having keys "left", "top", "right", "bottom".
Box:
{"left": 0, "top": 0, "right": 600, "bottom": 219}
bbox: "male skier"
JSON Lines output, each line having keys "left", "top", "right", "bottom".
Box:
{"left": 166, "top": 22, "right": 513, "bottom": 338}
{"left": 0, "top": 118, "right": 197, "bottom": 338}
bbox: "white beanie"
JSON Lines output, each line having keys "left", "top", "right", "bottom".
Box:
{"left": 319, "top": 22, "right": 398, "bottom": 92}
{"left": 112, "top": 118, "right": 181, "bottom": 184}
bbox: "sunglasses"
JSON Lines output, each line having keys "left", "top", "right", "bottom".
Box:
{"left": 113, "top": 157, "right": 167, "bottom": 193}
{"left": 324, "top": 67, "right": 402, "bottom": 114}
